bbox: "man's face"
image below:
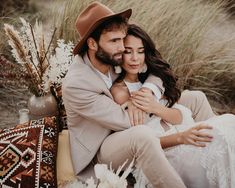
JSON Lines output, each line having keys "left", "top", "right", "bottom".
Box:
{"left": 95, "top": 29, "right": 126, "bottom": 66}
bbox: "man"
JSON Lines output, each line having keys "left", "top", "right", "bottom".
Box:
{"left": 62, "top": 2, "right": 215, "bottom": 187}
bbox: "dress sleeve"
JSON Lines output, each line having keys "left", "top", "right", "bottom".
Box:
{"left": 142, "top": 75, "right": 165, "bottom": 100}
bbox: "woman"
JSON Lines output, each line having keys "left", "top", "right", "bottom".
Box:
{"left": 111, "top": 24, "right": 235, "bottom": 188}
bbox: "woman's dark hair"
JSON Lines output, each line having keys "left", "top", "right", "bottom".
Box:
{"left": 116, "top": 24, "right": 181, "bottom": 107}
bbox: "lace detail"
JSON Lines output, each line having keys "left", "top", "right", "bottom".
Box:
{"left": 134, "top": 114, "right": 235, "bottom": 188}
{"left": 165, "top": 114, "right": 235, "bottom": 188}
{"left": 123, "top": 80, "right": 235, "bottom": 187}
{"left": 200, "top": 114, "right": 235, "bottom": 187}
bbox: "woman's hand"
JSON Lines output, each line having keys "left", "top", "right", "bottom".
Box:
{"left": 130, "top": 88, "right": 160, "bottom": 114}
{"left": 177, "top": 124, "right": 213, "bottom": 147}
{"left": 131, "top": 88, "right": 182, "bottom": 124}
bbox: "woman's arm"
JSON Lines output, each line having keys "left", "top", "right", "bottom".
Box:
{"left": 160, "top": 124, "right": 213, "bottom": 148}
{"left": 131, "top": 88, "right": 182, "bottom": 124}
{"left": 152, "top": 102, "right": 182, "bottom": 125}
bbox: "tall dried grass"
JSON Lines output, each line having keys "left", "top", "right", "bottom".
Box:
{"left": 0, "top": 0, "right": 39, "bottom": 58}
{"left": 51, "top": 0, "right": 235, "bottom": 112}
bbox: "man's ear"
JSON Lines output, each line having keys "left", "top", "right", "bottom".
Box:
{"left": 87, "top": 37, "right": 98, "bottom": 51}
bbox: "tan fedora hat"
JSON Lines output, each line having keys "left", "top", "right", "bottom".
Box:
{"left": 73, "top": 1, "right": 132, "bottom": 54}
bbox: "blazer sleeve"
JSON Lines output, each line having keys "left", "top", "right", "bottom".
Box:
{"left": 63, "top": 85, "right": 132, "bottom": 131}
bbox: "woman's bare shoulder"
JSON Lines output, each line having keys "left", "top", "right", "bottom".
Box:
{"left": 110, "top": 81, "right": 130, "bottom": 105}
{"left": 111, "top": 81, "right": 126, "bottom": 91}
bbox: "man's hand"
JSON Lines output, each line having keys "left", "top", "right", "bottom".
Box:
{"left": 127, "top": 100, "right": 146, "bottom": 126}
{"left": 177, "top": 124, "right": 213, "bottom": 147}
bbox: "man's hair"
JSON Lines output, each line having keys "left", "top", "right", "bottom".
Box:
{"left": 79, "top": 16, "right": 128, "bottom": 56}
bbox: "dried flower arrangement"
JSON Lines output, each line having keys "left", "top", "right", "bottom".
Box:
{"left": 62, "top": 160, "right": 134, "bottom": 188}
{"left": 4, "top": 18, "right": 74, "bottom": 97}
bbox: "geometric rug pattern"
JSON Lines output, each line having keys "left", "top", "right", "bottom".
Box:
{"left": 0, "top": 117, "right": 58, "bottom": 188}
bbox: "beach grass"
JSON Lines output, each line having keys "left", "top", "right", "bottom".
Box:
{"left": 50, "top": 0, "right": 235, "bottom": 113}
{"left": 1, "top": 0, "right": 235, "bottom": 116}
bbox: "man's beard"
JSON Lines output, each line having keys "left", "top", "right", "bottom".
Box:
{"left": 95, "top": 45, "right": 123, "bottom": 66}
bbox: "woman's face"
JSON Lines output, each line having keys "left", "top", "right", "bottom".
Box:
{"left": 123, "top": 35, "right": 145, "bottom": 75}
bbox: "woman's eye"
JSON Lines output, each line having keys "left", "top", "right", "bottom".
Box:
{"left": 138, "top": 51, "right": 145, "bottom": 54}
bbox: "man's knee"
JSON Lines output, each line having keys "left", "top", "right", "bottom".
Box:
{"left": 128, "top": 125, "right": 160, "bottom": 146}
{"left": 182, "top": 90, "right": 206, "bottom": 102}
{"left": 190, "top": 90, "right": 206, "bottom": 102}
{"left": 181, "top": 90, "right": 215, "bottom": 121}
{"left": 180, "top": 90, "right": 206, "bottom": 108}
{"left": 129, "top": 125, "right": 155, "bottom": 137}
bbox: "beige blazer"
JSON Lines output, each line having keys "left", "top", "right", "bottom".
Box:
{"left": 62, "top": 55, "right": 163, "bottom": 176}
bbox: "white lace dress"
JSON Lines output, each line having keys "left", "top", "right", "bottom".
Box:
{"left": 124, "top": 81, "right": 235, "bottom": 188}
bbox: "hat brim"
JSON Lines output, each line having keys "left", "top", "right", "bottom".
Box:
{"left": 73, "top": 8, "right": 132, "bottom": 55}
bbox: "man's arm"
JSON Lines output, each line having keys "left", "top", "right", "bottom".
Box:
{"left": 63, "top": 85, "right": 131, "bottom": 131}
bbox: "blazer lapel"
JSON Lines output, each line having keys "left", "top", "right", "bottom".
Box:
{"left": 77, "top": 55, "right": 114, "bottom": 99}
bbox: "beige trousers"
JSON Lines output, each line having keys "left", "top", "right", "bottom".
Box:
{"left": 97, "top": 125, "right": 186, "bottom": 188}
{"left": 178, "top": 90, "right": 215, "bottom": 122}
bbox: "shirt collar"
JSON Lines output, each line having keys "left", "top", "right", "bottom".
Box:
{"left": 83, "top": 53, "right": 113, "bottom": 89}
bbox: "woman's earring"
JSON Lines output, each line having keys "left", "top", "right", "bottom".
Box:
{"left": 139, "top": 63, "right": 147, "bottom": 73}
{"left": 114, "top": 66, "right": 122, "bottom": 74}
